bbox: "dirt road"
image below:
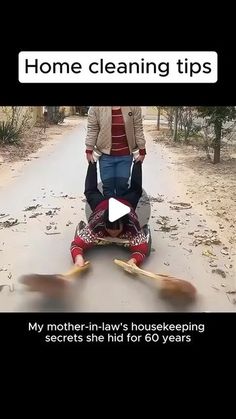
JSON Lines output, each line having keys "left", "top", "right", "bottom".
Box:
{"left": 0, "top": 118, "right": 235, "bottom": 311}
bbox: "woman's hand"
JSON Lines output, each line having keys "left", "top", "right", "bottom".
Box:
{"left": 134, "top": 154, "right": 145, "bottom": 163}
{"left": 75, "top": 254, "right": 85, "bottom": 267}
{"left": 127, "top": 258, "right": 137, "bottom": 266}
{"left": 86, "top": 153, "right": 95, "bottom": 163}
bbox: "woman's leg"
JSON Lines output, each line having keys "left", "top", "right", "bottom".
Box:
{"left": 115, "top": 155, "right": 133, "bottom": 196}
{"left": 99, "top": 154, "right": 116, "bottom": 198}
{"left": 84, "top": 162, "right": 104, "bottom": 211}
{"left": 122, "top": 161, "right": 142, "bottom": 209}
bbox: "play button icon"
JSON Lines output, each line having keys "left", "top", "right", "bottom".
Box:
{"left": 84, "top": 181, "right": 151, "bottom": 228}
{"left": 108, "top": 198, "right": 130, "bottom": 222}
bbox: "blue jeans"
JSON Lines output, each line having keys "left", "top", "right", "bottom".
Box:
{"left": 99, "top": 154, "right": 133, "bottom": 197}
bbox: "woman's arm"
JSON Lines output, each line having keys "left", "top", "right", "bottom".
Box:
{"left": 133, "top": 107, "right": 146, "bottom": 152}
{"left": 70, "top": 226, "right": 95, "bottom": 265}
{"left": 85, "top": 107, "right": 100, "bottom": 160}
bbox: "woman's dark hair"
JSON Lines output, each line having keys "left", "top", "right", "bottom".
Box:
{"left": 103, "top": 209, "right": 129, "bottom": 230}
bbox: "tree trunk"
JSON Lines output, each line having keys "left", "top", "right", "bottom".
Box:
{"left": 167, "top": 108, "right": 174, "bottom": 134}
{"left": 11, "top": 106, "right": 17, "bottom": 126}
{"left": 213, "top": 119, "right": 222, "bottom": 164}
{"left": 47, "top": 106, "right": 60, "bottom": 124}
{"left": 173, "top": 108, "right": 179, "bottom": 141}
{"left": 157, "top": 107, "right": 161, "bottom": 130}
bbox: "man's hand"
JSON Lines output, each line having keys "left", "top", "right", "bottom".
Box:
{"left": 134, "top": 154, "right": 145, "bottom": 163}
{"left": 127, "top": 258, "right": 137, "bottom": 266}
{"left": 75, "top": 254, "right": 85, "bottom": 267}
{"left": 86, "top": 153, "right": 95, "bottom": 164}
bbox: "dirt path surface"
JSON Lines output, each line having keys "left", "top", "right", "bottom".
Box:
{"left": 0, "top": 118, "right": 235, "bottom": 312}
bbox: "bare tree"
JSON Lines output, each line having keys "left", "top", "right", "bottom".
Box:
{"left": 156, "top": 107, "right": 161, "bottom": 130}
{"left": 197, "top": 107, "right": 236, "bottom": 164}
{"left": 172, "top": 107, "right": 179, "bottom": 142}
{"left": 162, "top": 107, "right": 175, "bottom": 134}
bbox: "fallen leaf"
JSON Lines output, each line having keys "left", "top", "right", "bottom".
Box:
{"left": 0, "top": 219, "right": 19, "bottom": 228}
{"left": 183, "top": 248, "right": 193, "bottom": 254}
{"left": 45, "top": 232, "right": 61, "bottom": 235}
{"left": 209, "top": 262, "right": 217, "bottom": 267}
{"left": 170, "top": 202, "right": 192, "bottom": 210}
{"left": 29, "top": 213, "right": 43, "bottom": 218}
{"left": 202, "top": 249, "right": 217, "bottom": 258}
{"left": 0, "top": 214, "right": 9, "bottom": 219}
{"left": 24, "top": 204, "right": 41, "bottom": 211}
{"left": 221, "top": 249, "right": 229, "bottom": 255}
{"left": 212, "top": 269, "right": 226, "bottom": 278}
